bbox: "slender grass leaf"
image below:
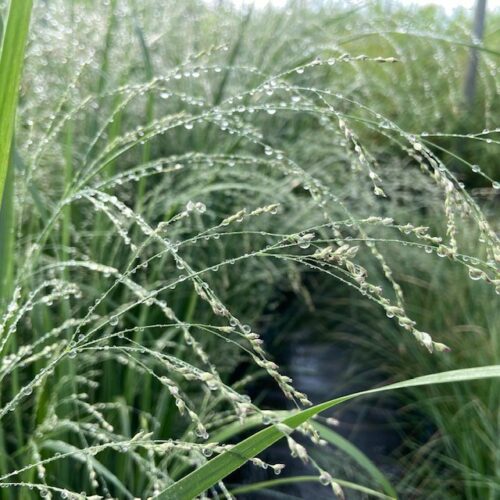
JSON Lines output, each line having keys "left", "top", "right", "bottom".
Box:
{"left": 312, "top": 421, "right": 396, "bottom": 498}
{"left": 157, "top": 365, "right": 500, "bottom": 499}
{"left": 0, "top": 0, "right": 32, "bottom": 207}
{"left": 42, "top": 440, "right": 134, "bottom": 499}
{"left": 229, "top": 475, "right": 395, "bottom": 499}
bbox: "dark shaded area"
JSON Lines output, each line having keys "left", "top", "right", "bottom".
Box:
{"left": 229, "top": 275, "right": 433, "bottom": 498}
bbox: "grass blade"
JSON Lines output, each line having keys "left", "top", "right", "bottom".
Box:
{"left": 312, "top": 421, "right": 397, "bottom": 498}
{"left": 157, "top": 366, "right": 500, "bottom": 499}
{"left": 229, "top": 475, "right": 395, "bottom": 499}
{"left": 0, "top": 0, "right": 32, "bottom": 207}
{"left": 0, "top": 3, "right": 32, "bottom": 486}
{"left": 42, "top": 440, "right": 134, "bottom": 499}
{"left": 0, "top": 143, "right": 14, "bottom": 302}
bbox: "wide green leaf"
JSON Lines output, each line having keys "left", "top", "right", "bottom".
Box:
{"left": 156, "top": 365, "right": 500, "bottom": 499}
{"left": 0, "top": 0, "right": 32, "bottom": 207}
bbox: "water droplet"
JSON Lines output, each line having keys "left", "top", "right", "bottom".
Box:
{"left": 319, "top": 471, "right": 332, "bottom": 486}
{"left": 195, "top": 202, "right": 206, "bottom": 214}
{"left": 468, "top": 268, "right": 484, "bottom": 281}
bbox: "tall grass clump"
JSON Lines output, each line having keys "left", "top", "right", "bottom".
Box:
{"left": 339, "top": 224, "right": 500, "bottom": 499}
{"left": 0, "top": 0, "right": 498, "bottom": 498}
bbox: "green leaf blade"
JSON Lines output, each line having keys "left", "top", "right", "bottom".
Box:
{"left": 157, "top": 366, "right": 500, "bottom": 500}
{"left": 0, "top": 0, "right": 33, "bottom": 207}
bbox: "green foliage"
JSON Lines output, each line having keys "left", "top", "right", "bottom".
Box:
{"left": 161, "top": 366, "right": 500, "bottom": 499}
{"left": 0, "top": 0, "right": 32, "bottom": 304}
{"left": 0, "top": 0, "right": 32, "bottom": 206}
{"left": 0, "top": 0, "right": 498, "bottom": 498}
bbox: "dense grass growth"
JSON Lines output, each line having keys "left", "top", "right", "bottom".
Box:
{"left": 275, "top": 223, "right": 499, "bottom": 498}
{"left": 0, "top": 0, "right": 498, "bottom": 498}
